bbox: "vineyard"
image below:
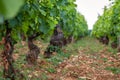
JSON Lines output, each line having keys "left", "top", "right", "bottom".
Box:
{"left": 92, "top": 0, "right": 120, "bottom": 50}
{"left": 0, "top": 0, "right": 120, "bottom": 80}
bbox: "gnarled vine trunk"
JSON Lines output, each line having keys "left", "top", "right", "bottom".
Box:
{"left": 1, "top": 21, "right": 15, "bottom": 80}
{"left": 67, "top": 35, "right": 74, "bottom": 44}
{"left": 99, "top": 36, "right": 109, "bottom": 45}
{"left": 26, "top": 33, "right": 40, "bottom": 65}
{"left": 44, "top": 24, "right": 64, "bottom": 58}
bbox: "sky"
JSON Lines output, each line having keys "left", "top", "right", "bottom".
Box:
{"left": 75, "top": 0, "right": 110, "bottom": 29}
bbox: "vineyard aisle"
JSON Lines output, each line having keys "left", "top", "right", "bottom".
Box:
{"left": 48, "top": 37, "right": 120, "bottom": 80}
{"left": 0, "top": 37, "right": 120, "bottom": 80}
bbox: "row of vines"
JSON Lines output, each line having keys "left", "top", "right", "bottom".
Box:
{"left": 92, "top": 0, "right": 120, "bottom": 50}
{"left": 0, "top": 0, "right": 88, "bottom": 79}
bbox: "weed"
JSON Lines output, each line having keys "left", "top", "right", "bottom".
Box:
{"left": 40, "top": 73, "right": 48, "bottom": 80}
{"left": 78, "top": 78, "right": 86, "bottom": 80}
{"left": 46, "top": 67, "right": 56, "bottom": 73}
{"left": 105, "top": 67, "right": 120, "bottom": 74}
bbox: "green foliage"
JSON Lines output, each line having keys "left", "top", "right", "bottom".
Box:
{"left": 58, "top": 0, "right": 88, "bottom": 39}
{"left": 47, "top": 45, "right": 61, "bottom": 53}
{"left": 92, "top": 0, "right": 120, "bottom": 43}
{"left": 92, "top": 6, "right": 112, "bottom": 38}
{"left": 0, "top": 0, "right": 88, "bottom": 43}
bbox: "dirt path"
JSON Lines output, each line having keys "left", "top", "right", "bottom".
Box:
{"left": 1, "top": 37, "right": 120, "bottom": 80}
{"left": 48, "top": 46, "right": 120, "bottom": 80}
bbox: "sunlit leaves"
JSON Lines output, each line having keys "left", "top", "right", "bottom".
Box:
{"left": 0, "top": 0, "right": 88, "bottom": 42}
{"left": 92, "top": 0, "right": 120, "bottom": 42}
{"left": 22, "top": 22, "right": 29, "bottom": 34}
